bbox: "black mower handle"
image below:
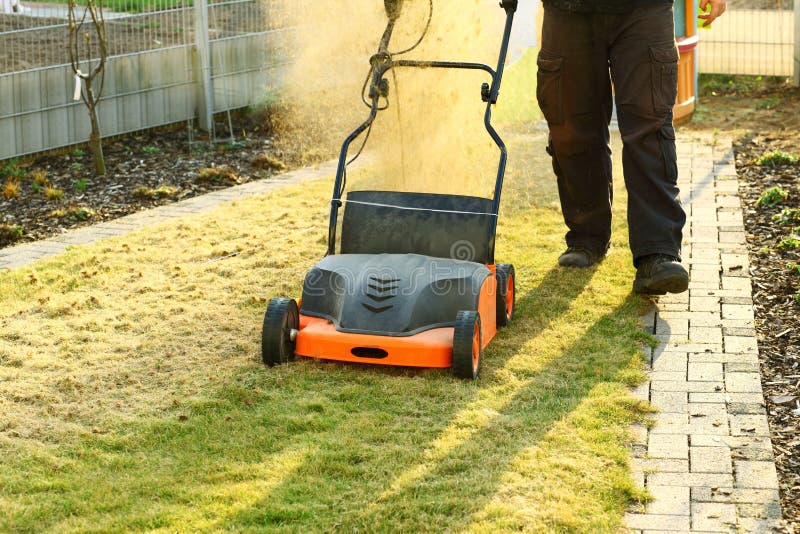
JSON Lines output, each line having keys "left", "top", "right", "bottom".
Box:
{"left": 384, "top": 0, "right": 403, "bottom": 20}
{"left": 327, "top": 0, "right": 517, "bottom": 261}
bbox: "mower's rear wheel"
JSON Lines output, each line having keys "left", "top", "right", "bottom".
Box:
{"left": 452, "top": 311, "right": 482, "bottom": 380}
{"left": 262, "top": 298, "right": 299, "bottom": 367}
{"left": 496, "top": 264, "right": 516, "bottom": 327}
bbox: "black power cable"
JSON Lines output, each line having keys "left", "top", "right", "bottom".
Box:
{"left": 388, "top": 0, "right": 433, "bottom": 56}
{"left": 358, "top": 0, "right": 433, "bottom": 110}
{"left": 345, "top": 0, "right": 434, "bottom": 187}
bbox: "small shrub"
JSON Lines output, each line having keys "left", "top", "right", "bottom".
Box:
{"left": 73, "top": 179, "right": 89, "bottom": 192}
{"left": 219, "top": 140, "right": 247, "bottom": 152}
{"left": 73, "top": 207, "right": 96, "bottom": 221}
{"left": 788, "top": 263, "right": 800, "bottom": 276}
{"left": 143, "top": 146, "right": 159, "bottom": 154}
{"left": 30, "top": 170, "right": 50, "bottom": 195}
{"left": 50, "top": 206, "right": 95, "bottom": 221}
{"left": 251, "top": 153, "right": 287, "bottom": 172}
{"left": 72, "top": 148, "right": 86, "bottom": 157}
{"left": 773, "top": 208, "right": 800, "bottom": 225}
{"left": 778, "top": 232, "right": 800, "bottom": 251}
{"left": 3, "top": 179, "right": 21, "bottom": 199}
{"left": 196, "top": 165, "right": 239, "bottom": 184}
{"left": 31, "top": 170, "right": 49, "bottom": 187}
{"left": 757, "top": 186, "right": 789, "bottom": 208}
{"left": 756, "top": 150, "right": 798, "bottom": 167}
{"left": 756, "top": 96, "right": 779, "bottom": 110}
{"left": 133, "top": 185, "right": 179, "bottom": 199}
{"left": 70, "top": 162, "right": 85, "bottom": 171}
{"left": 132, "top": 185, "right": 149, "bottom": 198}
{"left": 0, "top": 159, "right": 26, "bottom": 180}
{"left": 44, "top": 187, "right": 64, "bottom": 201}
{"left": 0, "top": 224, "right": 23, "bottom": 247}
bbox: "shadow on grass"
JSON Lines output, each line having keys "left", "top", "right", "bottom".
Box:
{"left": 1, "top": 266, "right": 648, "bottom": 532}
{"left": 210, "top": 268, "right": 647, "bottom": 531}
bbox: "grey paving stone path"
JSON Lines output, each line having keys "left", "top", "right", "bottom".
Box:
{"left": 0, "top": 136, "right": 784, "bottom": 531}
{"left": 0, "top": 160, "right": 337, "bottom": 271}
{"left": 625, "top": 134, "right": 784, "bottom": 533}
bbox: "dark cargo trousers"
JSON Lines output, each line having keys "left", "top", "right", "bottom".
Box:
{"left": 536, "top": 3, "right": 685, "bottom": 265}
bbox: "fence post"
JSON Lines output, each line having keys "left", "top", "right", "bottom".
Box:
{"left": 795, "top": 0, "right": 800, "bottom": 86}
{"left": 194, "top": 0, "right": 215, "bottom": 133}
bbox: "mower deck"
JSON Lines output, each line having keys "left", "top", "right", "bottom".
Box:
{"left": 294, "top": 254, "right": 499, "bottom": 368}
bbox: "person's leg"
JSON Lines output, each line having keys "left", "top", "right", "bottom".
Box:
{"left": 609, "top": 4, "right": 688, "bottom": 293}
{"left": 537, "top": 6, "right": 614, "bottom": 263}
{"left": 609, "top": 4, "right": 686, "bottom": 265}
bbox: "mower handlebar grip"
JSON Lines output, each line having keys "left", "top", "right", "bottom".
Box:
{"left": 499, "top": 0, "right": 518, "bottom": 11}
{"left": 384, "top": 0, "right": 403, "bottom": 20}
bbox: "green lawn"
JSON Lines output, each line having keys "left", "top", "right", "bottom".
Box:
{"left": 0, "top": 131, "right": 655, "bottom": 532}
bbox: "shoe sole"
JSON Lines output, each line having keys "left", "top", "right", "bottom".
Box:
{"left": 558, "top": 259, "right": 595, "bottom": 268}
{"left": 633, "top": 272, "right": 689, "bottom": 295}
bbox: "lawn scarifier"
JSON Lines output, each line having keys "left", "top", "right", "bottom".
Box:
{"left": 262, "top": 0, "right": 520, "bottom": 379}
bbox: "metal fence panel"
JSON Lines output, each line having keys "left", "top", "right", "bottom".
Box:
{"left": 0, "top": 49, "right": 197, "bottom": 160}
{"left": 698, "top": 3, "right": 796, "bottom": 76}
{"left": 210, "top": 28, "right": 289, "bottom": 111}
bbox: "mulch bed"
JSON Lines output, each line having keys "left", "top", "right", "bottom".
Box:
{"left": 736, "top": 132, "right": 800, "bottom": 530}
{"left": 0, "top": 109, "right": 334, "bottom": 249}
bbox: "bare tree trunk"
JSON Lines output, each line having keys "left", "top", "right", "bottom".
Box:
{"left": 87, "top": 90, "right": 106, "bottom": 176}
{"left": 69, "top": 0, "right": 108, "bottom": 176}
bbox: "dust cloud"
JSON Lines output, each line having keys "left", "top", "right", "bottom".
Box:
{"left": 274, "top": 0, "right": 510, "bottom": 197}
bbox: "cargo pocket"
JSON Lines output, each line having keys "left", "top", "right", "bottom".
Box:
{"left": 658, "top": 123, "right": 678, "bottom": 185}
{"left": 537, "top": 54, "right": 564, "bottom": 125}
{"left": 649, "top": 44, "right": 679, "bottom": 116}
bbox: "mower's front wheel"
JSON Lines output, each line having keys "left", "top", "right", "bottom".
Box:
{"left": 452, "top": 310, "right": 482, "bottom": 380}
{"left": 262, "top": 298, "right": 299, "bottom": 367}
{"left": 496, "top": 263, "right": 516, "bottom": 327}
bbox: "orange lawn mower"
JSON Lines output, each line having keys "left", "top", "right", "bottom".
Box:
{"left": 261, "top": 0, "right": 518, "bottom": 379}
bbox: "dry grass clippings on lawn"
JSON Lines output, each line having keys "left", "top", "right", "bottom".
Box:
{"left": 0, "top": 137, "right": 655, "bottom": 531}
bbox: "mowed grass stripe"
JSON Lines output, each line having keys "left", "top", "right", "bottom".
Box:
{"left": 0, "top": 143, "right": 653, "bottom": 532}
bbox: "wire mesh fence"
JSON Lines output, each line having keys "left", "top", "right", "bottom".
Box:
{"left": 1, "top": 0, "right": 191, "bottom": 74}
{"left": 697, "top": 0, "right": 797, "bottom": 76}
{"left": 0, "top": 0, "right": 288, "bottom": 74}
{"left": 0, "top": 0, "right": 292, "bottom": 159}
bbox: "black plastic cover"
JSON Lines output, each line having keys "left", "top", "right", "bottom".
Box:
{"left": 340, "top": 191, "right": 494, "bottom": 264}
{"left": 301, "top": 253, "right": 490, "bottom": 336}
